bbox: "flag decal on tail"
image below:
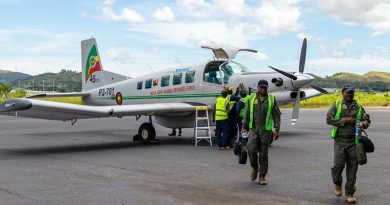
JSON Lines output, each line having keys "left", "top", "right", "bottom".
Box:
{"left": 85, "top": 44, "right": 102, "bottom": 82}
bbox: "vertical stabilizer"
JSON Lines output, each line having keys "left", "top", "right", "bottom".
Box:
{"left": 81, "top": 38, "right": 129, "bottom": 91}
{"left": 81, "top": 38, "right": 104, "bottom": 91}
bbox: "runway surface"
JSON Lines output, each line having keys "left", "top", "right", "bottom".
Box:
{"left": 0, "top": 108, "right": 389, "bottom": 205}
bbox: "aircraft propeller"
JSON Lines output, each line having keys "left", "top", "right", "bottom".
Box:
{"left": 268, "top": 38, "right": 320, "bottom": 125}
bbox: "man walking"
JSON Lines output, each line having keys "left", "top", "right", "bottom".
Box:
{"left": 327, "top": 85, "right": 371, "bottom": 203}
{"left": 242, "top": 80, "right": 281, "bottom": 185}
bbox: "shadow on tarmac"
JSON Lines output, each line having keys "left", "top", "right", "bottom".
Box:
{"left": 0, "top": 136, "right": 199, "bottom": 157}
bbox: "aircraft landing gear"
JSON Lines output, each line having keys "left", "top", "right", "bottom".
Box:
{"left": 137, "top": 122, "right": 156, "bottom": 143}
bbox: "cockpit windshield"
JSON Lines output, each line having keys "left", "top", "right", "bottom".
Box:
{"left": 219, "top": 61, "right": 248, "bottom": 84}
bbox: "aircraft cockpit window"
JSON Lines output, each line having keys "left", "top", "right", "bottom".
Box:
{"left": 161, "top": 75, "right": 170, "bottom": 87}
{"left": 145, "top": 79, "right": 152, "bottom": 89}
{"left": 173, "top": 73, "right": 182, "bottom": 85}
{"left": 220, "top": 61, "right": 247, "bottom": 84}
{"left": 185, "top": 71, "right": 195, "bottom": 83}
{"left": 203, "top": 62, "right": 223, "bottom": 84}
{"left": 137, "top": 81, "right": 143, "bottom": 90}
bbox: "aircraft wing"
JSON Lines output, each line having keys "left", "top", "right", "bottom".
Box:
{"left": 0, "top": 98, "right": 201, "bottom": 121}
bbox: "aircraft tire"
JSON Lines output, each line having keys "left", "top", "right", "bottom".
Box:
{"left": 138, "top": 123, "right": 156, "bottom": 143}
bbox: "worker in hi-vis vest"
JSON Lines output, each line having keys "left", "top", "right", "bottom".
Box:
{"left": 242, "top": 80, "right": 281, "bottom": 185}
{"left": 213, "top": 89, "right": 230, "bottom": 150}
{"left": 326, "top": 85, "right": 371, "bottom": 204}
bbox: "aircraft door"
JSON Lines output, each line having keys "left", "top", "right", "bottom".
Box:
{"left": 201, "top": 61, "right": 225, "bottom": 94}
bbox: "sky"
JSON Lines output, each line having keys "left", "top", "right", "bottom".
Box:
{"left": 0, "top": 0, "right": 390, "bottom": 77}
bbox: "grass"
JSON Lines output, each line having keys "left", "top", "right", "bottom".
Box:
{"left": 283, "top": 91, "right": 390, "bottom": 108}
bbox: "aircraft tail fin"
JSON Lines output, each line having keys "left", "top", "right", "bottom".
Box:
{"left": 81, "top": 38, "right": 128, "bottom": 91}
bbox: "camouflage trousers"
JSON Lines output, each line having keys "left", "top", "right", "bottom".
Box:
{"left": 332, "top": 141, "right": 358, "bottom": 195}
{"left": 246, "top": 130, "right": 272, "bottom": 177}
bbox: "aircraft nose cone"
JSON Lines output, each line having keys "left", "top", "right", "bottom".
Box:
{"left": 293, "top": 73, "right": 314, "bottom": 88}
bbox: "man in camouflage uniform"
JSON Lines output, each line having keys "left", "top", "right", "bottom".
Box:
{"left": 242, "top": 80, "right": 281, "bottom": 185}
{"left": 326, "top": 85, "right": 371, "bottom": 204}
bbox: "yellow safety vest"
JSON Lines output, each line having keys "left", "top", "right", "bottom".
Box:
{"left": 239, "top": 95, "right": 250, "bottom": 118}
{"left": 331, "top": 99, "right": 363, "bottom": 144}
{"left": 215, "top": 97, "right": 228, "bottom": 121}
{"left": 249, "top": 93, "right": 274, "bottom": 131}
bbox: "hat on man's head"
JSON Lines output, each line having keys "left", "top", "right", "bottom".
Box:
{"left": 257, "top": 80, "right": 268, "bottom": 87}
{"left": 342, "top": 85, "right": 355, "bottom": 93}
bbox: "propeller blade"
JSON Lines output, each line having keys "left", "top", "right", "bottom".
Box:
{"left": 310, "top": 85, "right": 328, "bottom": 94}
{"left": 299, "top": 38, "right": 307, "bottom": 73}
{"left": 268, "top": 66, "right": 297, "bottom": 80}
{"left": 291, "top": 89, "right": 300, "bottom": 125}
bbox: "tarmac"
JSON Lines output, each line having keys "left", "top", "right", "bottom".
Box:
{"left": 0, "top": 108, "right": 389, "bottom": 205}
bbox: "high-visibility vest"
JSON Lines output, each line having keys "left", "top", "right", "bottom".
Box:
{"left": 239, "top": 95, "right": 250, "bottom": 118}
{"left": 225, "top": 94, "right": 236, "bottom": 111}
{"left": 249, "top": 93, "right": 275, "bottom": 131}
{"left": 331, "top": 99, "right": 363, "bottom": 143}
{"left": 215, "top": 97, "right": 228, "bottom": 121}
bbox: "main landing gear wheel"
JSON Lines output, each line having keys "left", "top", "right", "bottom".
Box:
{"left": 138, "top": 123, "right": 156, "bottom": 143}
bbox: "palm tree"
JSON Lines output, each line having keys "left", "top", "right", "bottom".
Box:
{"left": 0, "top": 83, "right": 12, "bottom": 99}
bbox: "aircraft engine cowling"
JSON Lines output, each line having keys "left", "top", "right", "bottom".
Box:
{"left": 271, "top": 78, "right": 283, "bottom": 87}
{"left": 272, "top": 90, "right": 306, "bottom": 105}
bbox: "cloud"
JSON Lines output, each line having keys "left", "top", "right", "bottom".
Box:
{"left": 153, "top": 7, "right": 175, "bottom": 22}
{"left": 213, "top": 0, "right": 249, "bottom": 17}
{"left": 251, "top": 52, "right": 271, "bottom": 61}
{"left": 315, "top": 0, "right": 390, "bottom": 36}
{"left": 176, "top": 0, "right": 208, "bottom": 12}
{"left": 101, "top": 1, "right": 144, "bottom": 23}
{"left": 308, "top": 56, "right": 390, "bottom": 76}
{"left": 297, "top": 32, "right": 313, "bottom": 40}
{"left": 128, "top": 21, "right": 264, "bottom": 48}
{"left": 255, "top": 0, "right": 302, "bottom": 35}
{"left": 318, "top": 38, "right": 353, "bottom": 58}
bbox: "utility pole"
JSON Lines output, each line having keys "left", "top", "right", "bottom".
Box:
{"left": 43, "top": 80, "right": 45, "bottom": 92}
{"left": 32, "top": 80, "right": 34, "bottom": 91}
{"left": 53, "top": 82, "right": 54, "bottom": 92}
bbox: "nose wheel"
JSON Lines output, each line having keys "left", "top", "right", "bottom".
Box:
{"left": 137, "top": 123, "right": 156, "bottom": 143}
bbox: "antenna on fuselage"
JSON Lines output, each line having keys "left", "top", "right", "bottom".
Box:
{"left": 174, "top": 55, "right": 183, "bottom": 67}
{"left": 146, "top": 63, "right": 154, "bottom": 73}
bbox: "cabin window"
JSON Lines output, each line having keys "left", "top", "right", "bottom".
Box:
{"left": 161, "top": 75, "right": 170, "bottom": 87}
{"left": 145, "top": 79, "right": 152, "bottom": 89}
{"left": 185, "top": 71, "right": 195, "bottom": 83}
{"left": 173, "top": 73, "right": 182, "bottom": 85}
{"left": 137, "top": 81, "right": 143, "bottom": 90}
{"left": 203, "top": 62, "right": 223, "bottom": 84}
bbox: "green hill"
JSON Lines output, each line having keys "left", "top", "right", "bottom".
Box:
{"left": 362, "top": 71, "right": 390, "bottom": 82}
{"left": 9, "top": 69, "right": 81, "bottom": 92}
{"left": 312, "top": 71, "right": 390, "bottom": 92}
{"left": 0, "top": 69, "right": 31, "bottom": 82}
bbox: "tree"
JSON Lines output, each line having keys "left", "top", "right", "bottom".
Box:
{"left": 0, "top": 83, "right": 12, "bottom": 99}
